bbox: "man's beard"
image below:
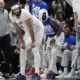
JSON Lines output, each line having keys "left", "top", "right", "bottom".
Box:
{"left": 42, "top": 17, "right": 46, "bottom": 21}
{"left": 15, "top": 13, "right": 21, "bottom": 18}
{"left": 14, "top": 10, "right": 21, "bottom": 18}
{"left": 42, "top": 15, "right": 47, "bottom": 21}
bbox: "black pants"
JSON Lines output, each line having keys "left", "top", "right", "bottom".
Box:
{"left": 0, "top": 34, "right": 19, "bottom": 74}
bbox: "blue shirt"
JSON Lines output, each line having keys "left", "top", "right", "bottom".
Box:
{"left": 29, "top": 0, "right": 34, "bottom": 13}
{"left": 32, "top": 0, "right": 48, "bottom": 17}
{"left": 62, "top": 35, "right": 76, "bottom": 48}
{"left": 43, "top": 16, "right": 58, "bottom": 38}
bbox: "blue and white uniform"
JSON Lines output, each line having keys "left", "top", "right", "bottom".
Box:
{"left": 32, "top": 0, "right": 48, "bottom": 18}
{"left": 38, "top": 9, "right": 64, "bottom": 73}
{"left": 43, "top": 16, "right": 58, "bottom": 38}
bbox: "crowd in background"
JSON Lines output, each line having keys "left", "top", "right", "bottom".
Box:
{"left": 0, "top": 0, "right": 79, "bottom": 79}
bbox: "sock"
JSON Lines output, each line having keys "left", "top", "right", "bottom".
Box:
{"left": 20, "top": 49, "right": 27, "bottom": 75}
{"left": 70, "top": 68, "right": 75, "bottom": 74}
{"left": 32, "top": 47, "right": 40, "bottom": 75}
{"left": 64, "top": 67, "right": 68, "bottom": 74}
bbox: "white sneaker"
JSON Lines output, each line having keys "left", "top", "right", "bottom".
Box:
{"left": 63, "top": 72, "right": 75, "bottom": 78}
{"left": 58, "top": 70, "right": 62, "bottom": 75}
{"left": 0, "top": 76, "right": 5, "bottom": 80}
{"left": 55, "top": 72, "right": 68, "bottom": 78}
{"left": 74, "top": 71, "right": 80, "bottom": 79}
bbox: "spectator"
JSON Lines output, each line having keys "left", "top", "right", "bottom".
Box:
{"left": 62, "top": 49, "right": 80, "bottom": 78}
{"left": 0, "top": 0, "right": 19, "bottom": 78}
{"left": 52, "top": 0, "right": 66, "bottom": 21}
{"left": 32, "top": 0, "right": 48, "bottom": 18}
{"left": 64, "top": 0, "right": 80, "bottom": 78}
{"left": 38, "top": 9, "right": 64, "bottom": 78}
{"left": 56, "top": 26, "right": 76, "bottom": 78}
{"left": 19, "top": 0, "right": 28, "bottom": 9}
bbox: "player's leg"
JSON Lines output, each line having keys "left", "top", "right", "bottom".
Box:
{"left": 32, "top": 26, "right": 44, "bottom": 80}
{"left": 14, "top": 35, "right": 32, "bottom": 80}
{"left": 63, "top": 50, "right": 77, "bottom": 78}
{"left": 56, "top": 50, "right": 72, "bottom": 78}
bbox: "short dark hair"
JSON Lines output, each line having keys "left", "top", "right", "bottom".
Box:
{"left": 65, "top": 24, "right": 72, "bottom": 32}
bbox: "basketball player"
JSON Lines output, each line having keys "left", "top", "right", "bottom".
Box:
{"left": 9, "top": 5, "right": 44, "bottom": 80}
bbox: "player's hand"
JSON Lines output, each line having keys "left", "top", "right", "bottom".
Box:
{"left": 70, "top": 46, "right": 76, "bottom": 51}
{"left": 14, "top": 48, "right": 20, "bottom": 54}
{"left": 41, "top": 39, "right": 45, "bottom": 45}
{"left": 31, "top": 42, "right": 35, "bottom": 48}
{"left": 50, "top": 39, "right": 55, "bottom": 45}
{"left": 20, "top": 41, "right": 26, "bottom": 49}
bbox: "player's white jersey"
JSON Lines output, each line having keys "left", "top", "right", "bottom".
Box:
{"left": 9, "top": 9, "right": 44, "bottom": 36}
{"left": 31, "top": 15, "right": 44, "bottom": 33}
